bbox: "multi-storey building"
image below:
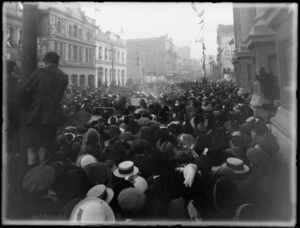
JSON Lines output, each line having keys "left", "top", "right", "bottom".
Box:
{"left": 37, "top": 3, "right": 97, "bottom": 87}
{"left": 126, "top": 34, "right": 178, "bottom": 83}
{"left": 232, "top": 3, "right": 296, "bottom": 167}
{"left": 3, "top": 2, "right": 23, "bottom": 66}
{"left": 95, "top": 29, "right": 126, "bottom": 86}
{"left": 216, "top": 24, "right": 235, "bottom": 75}
{"left": 3, "top": 2, "right": 98, "bottom": 87}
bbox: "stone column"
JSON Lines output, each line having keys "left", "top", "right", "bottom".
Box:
{"left": 245, "top": 4, "right": 276, "bottom": 120}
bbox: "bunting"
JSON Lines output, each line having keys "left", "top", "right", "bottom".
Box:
{"left": 191, "top": 3, "right": 197, "bottom": 12}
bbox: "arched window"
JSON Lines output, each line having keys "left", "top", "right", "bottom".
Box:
{"left": 71, "top": 74, "right": 78, "bottom": 85}
{"left": 79, "top": 75, "right": 86, "bottom": 87}
{"left": 88, "top": 75, "right": 95, "bottom": 87}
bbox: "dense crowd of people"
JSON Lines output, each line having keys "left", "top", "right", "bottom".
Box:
{"left": 5, "top": 57, "right": 291, "bottom": 224}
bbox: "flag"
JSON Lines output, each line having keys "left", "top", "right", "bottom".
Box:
{"left": 197, "top": 10, "right": 204, "bottom": 18}
{"left": 228, "top": 38, "right": 234, "bottom": 45}
{"left": 198, "top": 19, "right": 204, "bottom": 24}
{"left": 191, "top": 3, "right": 197, "bottom": 12}
{"left": 200, "top": 24, "right": 204, "bottom": 31}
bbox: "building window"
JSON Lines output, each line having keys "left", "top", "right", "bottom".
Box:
{"left": 59, "top": 42, "right": 63, "bottom": 58}
{"left": 79, "top": 46, "right": 82, "bottom": 61}
{"left": 56, "top": 20, "right": 62, "bottom": 33}
{"left": 122, "top": 53, "right": 124, "bottom": 63}
{"left": 105, "top": 48, "right": 108, "bottom": 60}
{"left": 86, "top": 48, "right": 89, "bottom": 62}
{"left": 68, "top": 44, "right": 72, "bottom": 59}
{"left": 54, "top": 41, "right": 58, "bottom": 53}
{"left": 99, "top": 46, "right": 102, "bottom": 59}
{"left": 73, "top": 45, "right": 78, "bottom": 60}
{"left": 69, "top": 24, "right": 72, "bottom": 36}
{"left": 117, "top": 51, "right": 120, "bottom": 62}
{"left": 79, "top": 28, "right": 82, "bottom": 39}
{"left": 73, "top": 25, "right": 78, "bottom": 37}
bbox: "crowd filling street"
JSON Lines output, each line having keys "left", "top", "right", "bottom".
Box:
{"left": 4, "top": 54, "right": 291, "bottom": 224}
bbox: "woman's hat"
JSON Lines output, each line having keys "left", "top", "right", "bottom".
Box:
{"left": 113, "top": 161, "right": 139, "bottom": 178}
{"left": 125, "top": 175, "right": 148, "bottom": 192}
{"left": 22, "top": 165, "right": 55, "bottom": 193}
{"left": 83, "top": 162, "right": 110, "bottom": 186}
{"left": 65, "top": 133, "right": 76, "bottom": 143}
{"left": 87, "top": 184, "right": 114, "bottom": 203}
{"left": 246, "top": 116, "right": 259, "bottom": 124}
{"left": 117, "top": 187, "right": 147, "bottom": 215}
{"left": 221, "top": 157, "right": 249, "bottom": 174}
{"left": 70, "top": 198, "right": 115, "bottom": 223}
{"left": 76, "top": 154, "right": 98, "bottom": 169}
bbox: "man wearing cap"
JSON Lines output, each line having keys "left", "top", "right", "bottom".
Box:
{"left": 17, "top": 51, "right": 68, "bottom": 166}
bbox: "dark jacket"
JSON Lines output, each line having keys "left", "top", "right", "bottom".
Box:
{"left": 17, "top": 64, "right": 68, "bottom": 126}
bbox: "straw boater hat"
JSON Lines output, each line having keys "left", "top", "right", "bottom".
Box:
{"left": 76, "top": 154, "right": 98, "bottom": 169}
{"left": 221, "top": 157, "right": 249, "bottom": 174}
{"left": 87, "top": 184, "right": 114, "bottom": 203}
{"left": 70, "top": 198, "right": 115, "bottom": 223}
{"left": 113, "top": 161, "right": 139, "bottom": 178}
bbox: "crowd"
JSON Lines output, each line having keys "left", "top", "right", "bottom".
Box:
{"left": 5, "top": 68, "right": 291, "bottom": 224}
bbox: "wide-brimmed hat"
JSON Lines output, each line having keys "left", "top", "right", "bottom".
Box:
{"left": 246, "top": 116, "right": 259, "bottom": 124}
{"left": 83, "top": 162, "right": 110, "bottom": 186}
{"left": 137, "top": 117, "right": 152, "bottom": 127}
{"left": 22, "top": 165, "right": 55, "bottom": 193}
{"left": 223, "top": 120, "right": 241, "bottom": 133}
{"left": 70, "top": 198, "right": 115, "bottom": 223}
{"left": 113, "top": 161, "right": 139, "bottom": 178}
{"left": 117, "top": 187, "right": 147, "bottom": 215}
{"left": 76, "top": 154, "right": 98, "bottom": 169}
{"left": 125, "top": 175, "right": 148, "bottom": 192}
{"left": 221, "top": 158, "right": 249, "bottom": 174}
{"left": 87, "top": 184, "right": 114, "bottom": 203}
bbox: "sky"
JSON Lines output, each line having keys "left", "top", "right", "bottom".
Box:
{"left": 80, "top": 2, "right": 234, "bottom": 59}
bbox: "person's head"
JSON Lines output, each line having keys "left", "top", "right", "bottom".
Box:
{"left": 43, "top": 51, "right": 60, "bottom": 66}
{"left": 256, "top": 67, "right": 266, "bottom": 75}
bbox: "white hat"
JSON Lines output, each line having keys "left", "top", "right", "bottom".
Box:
{"left": 87, "top": 185, "right": 114, "bottom": 203}
{"left": 125, "top": 175, "right": 148, "bottom": 192}
{"left": 76, "top": 154, "right": 98, "bottom": 169}
{"left": 113, "top": 161, "right": 139, "bottom": 178}
{"left": 70, "top": 198, "right": 115, "bottom": 224}
{"left": 221, "top": 157, "right": 249, "bottom": 174}
{"left": 246, "top": 116, "right": 259, "bottom": 124}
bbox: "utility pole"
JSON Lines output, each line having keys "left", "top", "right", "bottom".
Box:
{"left": 18, "top": 2, "right": 39, "bottom": 195}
